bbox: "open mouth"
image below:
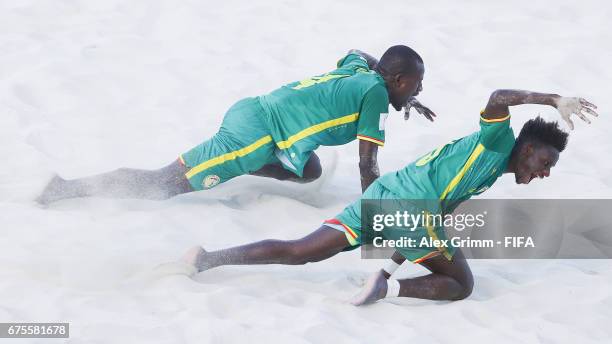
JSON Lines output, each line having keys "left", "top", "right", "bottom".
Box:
{"left": 521, "top": 173, "right": 536, "bottom": 184}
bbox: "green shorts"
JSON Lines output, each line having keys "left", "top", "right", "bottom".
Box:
{"left": 324, "top": 181, "right": 455, "bottom": 263}
{"left": 180, "top": 97, "right": 282, "bottom": 191}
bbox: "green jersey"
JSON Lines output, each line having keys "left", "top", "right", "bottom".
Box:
{"left": 258, "top": 53, "right": 390, "bottom": 176}
{"left": 377, "top": 112, "right": 516, "bottom": 214}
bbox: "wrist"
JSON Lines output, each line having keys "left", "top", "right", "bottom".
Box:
{"left": 549, "top": 94, "right": 562, "bottom": 107}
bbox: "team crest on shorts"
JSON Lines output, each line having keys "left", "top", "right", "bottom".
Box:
{"left": 203, "top": 175, "right": 220, "bottom": 189}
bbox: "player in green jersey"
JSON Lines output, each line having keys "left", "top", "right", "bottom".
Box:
{"left": 180, "top": 89, "right": 598, "bottom": 304}
{"left": 36, "top": 45, "right": 435, "bottom": 204}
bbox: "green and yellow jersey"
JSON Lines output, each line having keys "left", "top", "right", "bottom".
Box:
{"left": 330, "top": 112, "right": 516, "bottom": 262}
{"left": 258, "top": 53, "right": 389, "bottom": 176}
{"left": 377, "top": 112, "right": 515, "bottom": 212}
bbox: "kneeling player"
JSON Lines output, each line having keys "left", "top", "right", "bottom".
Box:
{"left": 36, "top": 45, "right": 435, "bottom": 204}
{"left": 181, "top": 89, "right": 597, "bottom": 305}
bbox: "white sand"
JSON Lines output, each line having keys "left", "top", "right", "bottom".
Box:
{"left": 1, "top": 0, "right": 611, "bottom": 343}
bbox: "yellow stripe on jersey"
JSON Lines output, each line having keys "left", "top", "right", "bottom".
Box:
{"left": 439, "top": 143, "right": 485, "bottom": 200}
{"left": 480, "top": 114, "right": 511, "bottom": 123}
{"left": 276, "top": 113, "right": 359, "bottom": 149}
{"left": 425, "top": 212, "right": 453, "bottom": 260}
{"left": 185, "top": 135, "right": 273, "bottom": 179}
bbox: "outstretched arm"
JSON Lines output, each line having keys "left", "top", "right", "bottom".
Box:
{"left": 484, "top": 89, "right": 598, "bottom": 130}
{"left": 358, "top": 140, "right": 380, "bottom": 192}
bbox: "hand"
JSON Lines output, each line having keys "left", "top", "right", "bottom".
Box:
{"left": 554, "top": 97, "right": 599, "bottom": 130}
{"left": 403, "top": 97, "right": 436, "bottom": 122}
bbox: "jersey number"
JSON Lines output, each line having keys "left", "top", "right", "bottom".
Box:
{"left": 292, "top": 73, "right": 349, "bottom": 90}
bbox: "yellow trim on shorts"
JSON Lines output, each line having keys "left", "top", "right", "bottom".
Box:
{"left": 341, "top": 223, "right": 359, "bottom": 245}
{"left": 425, "top": 214, "right": 453, "bottom": 260}
{"left": 276, "top": 113, "right": 359, "bottom": 149}
{"left": 185, "top": 135, "right": 273, "bottom": 179}
{"left": 343, "top": 231, "right": 359, "bottom": 246}
{"left": 413, "top": 251, "right": 441, "bottom": 264}
{"left": 356, "top": 135, "right": 385, "bottom": 146}
{"left": 439, "top": 143, "right": 485, "bottom": 200}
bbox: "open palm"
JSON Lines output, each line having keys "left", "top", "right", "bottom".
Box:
{"left": 555, "top": 97, "right": 599, "bottom": 130}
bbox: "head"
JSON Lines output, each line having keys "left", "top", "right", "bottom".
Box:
{"left": 510, "top": 117, "right": 569, "bottom": 184}
{"left": 376, "top": 45, "right": 424, "bottom": 111}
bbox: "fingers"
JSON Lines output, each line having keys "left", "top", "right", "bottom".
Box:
{"left": 577, "top": 112, "right": 591, "bottom": 124}
{"left": 424, "top": 108, "right": 437, "bottom": 122}
{"left": 565, "top": 117, "right": 575, "bottom": 130}
{"left": 403, "top": 107, "right": 411, "bottom": 121}
{"left": 579, "top": 98, "right": 597, "bottom": 109}
{"left": 411, "top": 104, "right": 436, "bottom": 122}
{"left": 581, "top": 106, "right": 599, "bottom": 117}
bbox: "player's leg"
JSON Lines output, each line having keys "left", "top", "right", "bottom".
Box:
{"left": 182, "top": 225, "right": 350, "bottom": 272}
{"left": 181, "top": 97, "right": 288, "bottom": 190}
{"left": 351, "top": 249, "right": 473, "bottom": 305}
{"left": 398, "top": 249, "right": 473, "bottom": 300}
{"left": 36, "top": 159, "right": 193, "bottom": 204}
{"left": 249, "top": 152, "right": 322, "bottom": 183}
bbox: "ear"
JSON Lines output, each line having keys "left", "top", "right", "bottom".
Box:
{"left": 523, "top": 143, "right": 534, "bottom": 157}
{"left": 394, "top": 74, "right": 404, "bottom": 87}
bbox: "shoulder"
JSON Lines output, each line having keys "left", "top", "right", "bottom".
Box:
{"left": 337, "top": 53, "right": 369, "bottom": 70}
{"left": 362, "top": 81, "right": 389, "bottom": 105}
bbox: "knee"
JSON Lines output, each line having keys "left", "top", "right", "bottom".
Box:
{"left": 300, "top": 169, "right": 322, "bottom": 183}
{"left": 285, "top": 242, "right": 316, "bottom": 265}
{"left": 286, "top": 247, "right": 308, "bottom": 265}
{"left": 451, "top": 274, "right": 474, "bottom": 301}
{"left": 452, "top": 283, "right": 473, "bottom": 301}
{"left": 300, "top": 158, "right": 322, "bottom": 183}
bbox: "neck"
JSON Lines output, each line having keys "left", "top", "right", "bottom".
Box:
{"left": 505, "top": 153, "right": 518, "bottom": 174}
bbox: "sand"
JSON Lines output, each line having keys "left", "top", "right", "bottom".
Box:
{"left": 1, "top": 0, "right": 611, "bottom": 342}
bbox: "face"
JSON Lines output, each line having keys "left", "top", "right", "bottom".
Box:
{"left": 514, "top": 144, "right": 560, "bottom": 184}
{"left": 388, "top": 63, "right": 424, "bottom": 111}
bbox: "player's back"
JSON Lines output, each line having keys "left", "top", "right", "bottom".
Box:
{"left": 257, "top": 53, "right": 389, "bottom": 175}
{"left": 377, "top": 114, "right": 515, "bottom": 214}
{"left": 258, "top": 54, "right": 386, "bottom": 147}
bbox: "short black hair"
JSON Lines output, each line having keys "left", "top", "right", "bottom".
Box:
{"left": 515, "top": 116, "right": 569, "bottom": 152}
{"left": 377, "top": 45, "right": 423, "bottom": 77}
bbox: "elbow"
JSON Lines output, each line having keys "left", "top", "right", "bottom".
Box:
{"left": 489, "top": 89, "right": 511, "bottom": 104}
{"left": 488, "top": 89, "right": 503, "bottom": 104}
{"left": 359, "top": 160, "right": 380, "bottom": 178}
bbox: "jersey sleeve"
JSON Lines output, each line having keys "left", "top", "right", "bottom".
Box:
{"left": 479, "top": 110, "right": 516, "bottom": 153}
{"left": 336, "top": 53, "right": 369, "bottom": 71}
{"left": 356, "top": 85, "right": 389, "bottom": 146}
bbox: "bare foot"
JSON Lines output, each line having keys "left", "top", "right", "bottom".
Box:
{"left": 35, "top": 175, "right": 68, "bottom": 205}
{"left": 350, "top": 270, "right": 388, "bottom": 306}
{"left": 181, "top": 246, "right": 210, "bottom": 273}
